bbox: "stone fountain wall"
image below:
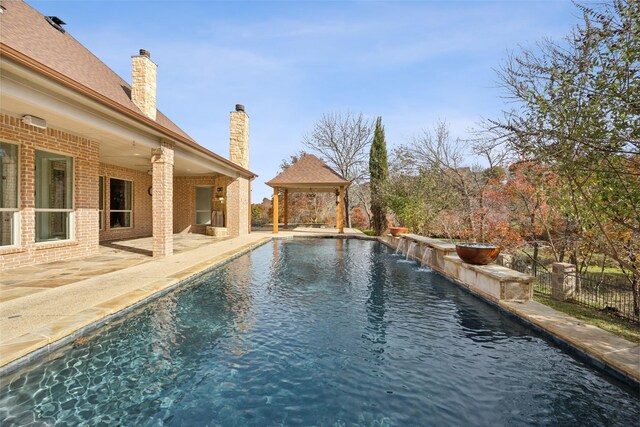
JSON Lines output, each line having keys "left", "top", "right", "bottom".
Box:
{"left": 380, "top": 234, "right": 534, "bottom": 302}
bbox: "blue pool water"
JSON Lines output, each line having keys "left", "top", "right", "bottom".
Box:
{"left": 0, "top": 239, "right": 638, "bottom": 426}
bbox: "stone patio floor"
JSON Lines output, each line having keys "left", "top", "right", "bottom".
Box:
{"left": 1, "top": 233, "right": 222, "bottom": 303}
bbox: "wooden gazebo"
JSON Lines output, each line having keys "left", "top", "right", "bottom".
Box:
{"left": 265, "top": 154, "right": 350, "bottom": 234}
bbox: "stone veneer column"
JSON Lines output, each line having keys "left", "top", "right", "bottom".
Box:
{"left": 230, "top": 104, "right": 249, "bottom": 169}
{"left": 152, "top": 144, "right": 174, "bottom": 257}
{"left": 131, "top": 49, "right": 157, "bottom": 120}
{"left": 497, "top": 253, "right": 514, "bottom": 269}
{"left": 552, "top": 262, "right": 576, "bottom": 301}
{"left": 226, "top": 104, "right": 251, "bottom": 237}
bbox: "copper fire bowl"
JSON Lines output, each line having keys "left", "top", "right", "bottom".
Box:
{"left": 455, "top": 243, "right": 501, "bottom": 265}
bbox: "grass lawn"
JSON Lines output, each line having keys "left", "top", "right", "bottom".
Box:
{"left": 583, "top": 265, "right": 626, "bottom": 275}
{"left": 534, "top": 294, "right": 640, "bottom": 343}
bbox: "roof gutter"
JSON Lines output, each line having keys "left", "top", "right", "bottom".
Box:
{"left": 0, "top": 43, "right": 257, "bottom": 179}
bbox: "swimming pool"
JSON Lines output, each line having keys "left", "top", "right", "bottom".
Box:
{"left": 1, "top": 239, "right": 638, "bottom": 426}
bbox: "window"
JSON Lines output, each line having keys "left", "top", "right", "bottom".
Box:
{"left": 0, "top": 142, "right": 19, "bottom": 247}
{"left": 195, "top": 186, "right": 212, "bottom": 225}
{"left": 99, "top": 176, "right": 105, "bottom": 230}
{"left": 110, "top": 178, "right": 132, "bottom": 228}
{"left": 35, "top": 149, "right": 73, "bottom": 242}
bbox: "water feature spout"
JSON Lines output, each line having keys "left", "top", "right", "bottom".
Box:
{"left": 395, "top": 238, "right": 406, "bottom": 256}
{"left": 421, "top": 247, "right": 434, "bottom": 268}
{"left": 406, "top": 242, "right": 417, "bottom": 261}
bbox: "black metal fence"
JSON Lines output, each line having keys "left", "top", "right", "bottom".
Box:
{"left": 508, "top": 256, "right": 640, "bottom": 324}
{"left": 574, "top": 272, "right": 639, "bottom": 324}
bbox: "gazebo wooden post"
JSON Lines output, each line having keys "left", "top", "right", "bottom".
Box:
{"left": 337, "top": 186, "right": 345, "bottom": 234}
{"left": 265, "top": 155, "right": 351, "bottom": 236}
{"left": 272, "top": 186, "right": 279, "bottom": 234}
{"left": 283, "top": 189, "right": 289, "bottom": 230}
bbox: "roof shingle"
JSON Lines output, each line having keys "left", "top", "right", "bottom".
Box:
{"left": 266, "top": 154, "right": 350, "bottom": 188}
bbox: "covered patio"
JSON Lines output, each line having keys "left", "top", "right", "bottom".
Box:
{"left": 265, "top": 154, "right": 351, "bottom": 234}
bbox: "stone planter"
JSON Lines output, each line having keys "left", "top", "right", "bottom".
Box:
{"left": 206, "top": 226, "right": 228, "bottom": 237}
{"left": 389, "top": 227, "right": 408, "bottom": 237}
{"left": 455, "top": 243, "right": 501, "bottom": 265}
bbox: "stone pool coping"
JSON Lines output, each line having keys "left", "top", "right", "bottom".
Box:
{"left": 1, "top": 232, "right": 638, "bottom": 391}
{"left": 499, "top": 300, "right": 639, "bottom": 388}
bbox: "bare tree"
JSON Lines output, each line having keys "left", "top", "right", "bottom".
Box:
{"left": 406, "top": 121, "right": 508, "bottom": 241}
{"left": 303, "top": 112, "right": 373, "bottom": 227}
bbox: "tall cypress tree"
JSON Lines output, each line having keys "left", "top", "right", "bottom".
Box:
{"left": 369, "top": 117, "right": 388, "bottom": 235}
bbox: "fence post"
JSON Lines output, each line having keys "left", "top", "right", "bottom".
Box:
{"left": 497, "top": 253, "right": 513, "bottom": 269}
{"left": 552, "top": 262, "right": 576, "bottom": 301}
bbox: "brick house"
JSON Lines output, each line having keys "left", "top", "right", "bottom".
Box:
{"left": 0, "top": 1, "right": 256, "bottom": 270}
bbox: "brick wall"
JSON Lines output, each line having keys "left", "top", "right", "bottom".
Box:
{"left": 98, "top": 163, "right": 153, "bottom": 242}
{"left": 226, "top": 176, "right": 250, "bottom": 237}
{"left": 0, "top": 114, "right": 99, "bottom": 270}
{"left": 0, "top": 109, "right": 251, "bottom": 269}
{"left": 151, "top": 144, "right": 173, "bottom": 256}
{"left": 173, "top": 175, "right": 229, "bottom": 234}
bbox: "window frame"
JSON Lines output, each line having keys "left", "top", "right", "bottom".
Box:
{"left": 0, "top": 141, "right": 21, "bottom": 248}
{"left": 99, "top": 176, "right": 105, "bottom": 231}
{"left": 34, "top": 148, "right": 75, "bottom": 244}
{"left": 109, "top": 177, "right": 133, "bottom": 229}
{"left": 195, "top": 185, "right": 213, "bottom": 225}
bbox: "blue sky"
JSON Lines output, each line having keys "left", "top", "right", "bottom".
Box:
{"left": 30, "top": 0, "right": 582, "bottom": 202}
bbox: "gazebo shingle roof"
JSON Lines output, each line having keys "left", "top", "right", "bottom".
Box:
{"left": 266, "top": 154, "right": 350, "bottom": 189}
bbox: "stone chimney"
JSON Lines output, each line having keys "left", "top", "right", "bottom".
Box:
{"left": 131, "top": 49, "right": 157, "bottom": 120}
{"left": 230, "top": 104, "right": 249, "bottom": 168}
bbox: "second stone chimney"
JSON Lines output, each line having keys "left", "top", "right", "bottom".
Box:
{"left": 131, "top": 49, "right": 157, "bottom": 120}
{"left": 230, "top": 104, "right": 249, "bottom": 169}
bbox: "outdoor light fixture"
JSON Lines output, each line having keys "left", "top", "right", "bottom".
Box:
{"left": 335, "top": 189, "right": 340, "bottom": 205}
{"left": 22, "top": 115, "right": 47, "bottom": 129}
{"left": 215, "top": 188, "right": 225, "bottom": 203}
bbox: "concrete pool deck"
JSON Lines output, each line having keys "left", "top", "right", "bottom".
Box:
{"left": 0, "top": 229, "right": 638, "bottom": 387}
